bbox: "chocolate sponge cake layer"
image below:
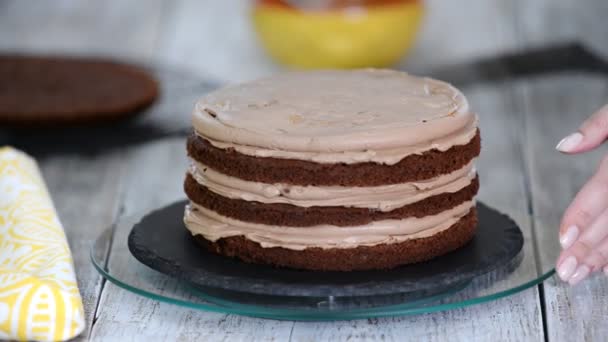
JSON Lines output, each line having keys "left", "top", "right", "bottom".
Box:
{"left": 185, "top": 173, "right": 479, "bottom": 227}
{"left": 0, "top": 55, "right": 158, "bottom": 125}
{"left": 187, "top": 130, "right": 480, "bottom": 187}
{"left": 194, "top": 208, "right": 477, "bottom": 271}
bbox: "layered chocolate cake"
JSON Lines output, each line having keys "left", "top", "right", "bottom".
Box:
{"left": 184, "top": 69, "right": 480, "bottom": 271}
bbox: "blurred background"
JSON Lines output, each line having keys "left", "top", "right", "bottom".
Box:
{"left": 2, "top": 0, "right": 608, "bottom": 153}
{"left": 2, "top": 0, "right": 606, "bottom": 84}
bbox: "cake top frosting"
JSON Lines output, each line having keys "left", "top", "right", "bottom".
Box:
{"left": 193, "top": 69, "right": 476, "bottom": 153}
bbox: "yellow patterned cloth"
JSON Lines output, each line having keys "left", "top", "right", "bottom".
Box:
{"left": 0, "top": 147, "right": 84, "bottom": 341}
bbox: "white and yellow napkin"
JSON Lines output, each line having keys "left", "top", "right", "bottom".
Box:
{"left": 0, "top": 147, "right": 84, "bottom": 341}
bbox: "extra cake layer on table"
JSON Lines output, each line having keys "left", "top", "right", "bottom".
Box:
{"left": 193, "top": 208, "right": 477, "bottom": 271}
{"left": 0, "top": 55, "right": 158, "bottom": 125}
{"left": 184, "top": 173, "right": 479, "bottom": 227}
{"left": 186, "top": 130, "right": 480, "bottom": 187}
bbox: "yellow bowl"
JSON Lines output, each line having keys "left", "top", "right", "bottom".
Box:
{"left": 252, "top": 1, "right": 424, "bottom": 69}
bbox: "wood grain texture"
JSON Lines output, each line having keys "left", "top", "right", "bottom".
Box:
{"left": 38, "top": 151, "right": 128, "bottom": 341}
{"left": 516, "top": 1, "right": 608, "bottom": 340}
{"left": 0, "top": 1, "right": 165, "bottom": 340}
{"left": 290, "top": 294, "right": 537, "bottom": 342}
{"left": 520, "top": 75, "right": 608, "bottom": 341}
{"left": 89, "top": 139, "right": 295, "bottom": 342}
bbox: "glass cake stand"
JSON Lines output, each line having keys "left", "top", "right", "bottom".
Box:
{"left": 91, "top": 202, "right": 556, "bottom": 321}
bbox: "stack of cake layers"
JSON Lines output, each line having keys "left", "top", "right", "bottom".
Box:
{"left": 184, "top": 70, "right": 480, "bottom": 271}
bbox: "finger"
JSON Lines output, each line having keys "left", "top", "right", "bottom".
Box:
{"left": 582, "top": 237, "right": 608, "bottom": 272}
{"left": 557, "top": 207, "right": 608, "bottom": 282}
{"left": 568, "top": 264, "right": 591, "bottom": 286}
{"left": 559, "top": 156, "right": 608, "bottom": 248}
{"left": 556, "top": 104, "right": 608, "bottom": 154}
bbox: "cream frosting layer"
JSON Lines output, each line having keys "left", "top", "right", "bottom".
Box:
{"left": 184, "top": 201, "right": 474, "bottom": 250}
{"left": 189, "top": 160, "right": 477, "bottom": 211}
{"left": 193, "top": 69, "right": 478, "bottom": 164}
{"left": 201, "top": 116, "right": 476, "bottom": 165}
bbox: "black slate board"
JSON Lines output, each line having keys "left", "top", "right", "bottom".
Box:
{"left": 128, "top": 201, "right": 523, "bottom": 297}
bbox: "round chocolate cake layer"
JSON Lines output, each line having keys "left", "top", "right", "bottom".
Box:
{"left": 193, "top": 208, "right": 478, "bottom": 271}
{"left": 185, "top": 173, "right": 479, "bottom": 227}
{"left": 0, "top": 55, "right": 158, "bottom": 125}
{"left": 187, "top": 130, "right": 480, "bottom": 187}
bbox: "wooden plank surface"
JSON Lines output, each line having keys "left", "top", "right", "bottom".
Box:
{"left": 516, "top": 1, "right": 608, "bottom": 340}
{"left": 88, "top": 139, "right": 296, "bottom": 342}
{"left": 39, "top": 151, "right": 127, "bottom": 341}
{"left": 521, "top": 75, "right": 608, "bottom": 341}
{"left": 0, "top": 1, "right": 165, "bottom": 340}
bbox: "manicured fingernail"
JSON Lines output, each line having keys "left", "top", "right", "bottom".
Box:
{"left": 556, "top": 132, "right": 583, "bottom": 152}
{"left": 557, "top": 256, "right": 578, "bottom": 281}
{"left": 560, "top": 225, "right": 579, "bottom": 249}
{"left": 569, "top": 265, "right": 590, "bottom": 285}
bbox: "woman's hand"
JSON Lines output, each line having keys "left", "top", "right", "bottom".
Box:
{"left": 556, "top": 104, "right": 608, "bottom": 285}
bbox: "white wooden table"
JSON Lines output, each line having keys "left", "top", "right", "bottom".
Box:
{"left": 2, "top": 1, "right": 608, "bottom": 340}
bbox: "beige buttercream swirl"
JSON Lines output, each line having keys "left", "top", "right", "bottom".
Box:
{"left": 184, "top": 201, "right": 475, "bottom": 250}
{"left": 192, "top": 69, "right": 478, "bottom": 161}
{"left": 189, "top": 160, "right": 477, "bottom": 211}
